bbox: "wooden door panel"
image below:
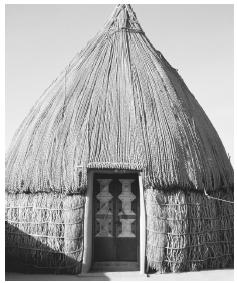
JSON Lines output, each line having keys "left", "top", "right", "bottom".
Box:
{"left": 93, "top": 178, "right": 115, "bottom": 261}
{"left": 117, "top": 238, "right": 137, "bottom": 261}
{"left": 93, "top": 174, "right": 139, "bottom": 262}
{"left": 116, "top": 179, "right": 137, "bottom": 261}
{"left": 94, "top": 238, "right": 116, "bottom": 261}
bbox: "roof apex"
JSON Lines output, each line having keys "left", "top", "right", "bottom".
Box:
{"left": 104, "top": 4, "right": 143, "bottom": 32}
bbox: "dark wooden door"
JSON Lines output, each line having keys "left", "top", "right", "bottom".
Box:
{"left": 93, "top": 174, "right": 139, "bottom": 262}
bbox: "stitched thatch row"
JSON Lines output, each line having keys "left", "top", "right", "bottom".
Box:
{"left": 5, "top": 4, "right": 233, "bottom": 194}
{"left": 5, "top": 193, "right": 85, "bottom": 274}
{"left": 145, "top": 189, "right": 234, "bottom": 273}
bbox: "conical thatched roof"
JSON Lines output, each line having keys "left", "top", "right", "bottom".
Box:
{"left": 6, "top": 4, "right": 233, "bottom": 194}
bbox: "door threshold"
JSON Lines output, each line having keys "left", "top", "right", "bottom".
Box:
{"left": 92, "top": 261, "right": 139, "bottom": 272}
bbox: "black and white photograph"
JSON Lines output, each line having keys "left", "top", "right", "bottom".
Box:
{"left": 3, "top": 1, "right": 235, "bottom": 281}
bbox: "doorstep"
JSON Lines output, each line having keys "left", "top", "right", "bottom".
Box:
{"left": 92, "top": 261, "right": 139, "bottom": 272}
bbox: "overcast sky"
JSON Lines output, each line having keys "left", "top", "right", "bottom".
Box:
{"left": 5, "top": 4, "right": 234, "bottom": 162}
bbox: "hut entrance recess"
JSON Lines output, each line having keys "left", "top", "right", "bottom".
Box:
{"left": 93, "top": 174, "right": 139, "bottom": 263}
{"left": 82, "top": 169, "right": 146, "bottom": 273}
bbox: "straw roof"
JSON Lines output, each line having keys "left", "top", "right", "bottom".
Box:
{"left": 6, "top": 4, "right": 233, "bottom": 194}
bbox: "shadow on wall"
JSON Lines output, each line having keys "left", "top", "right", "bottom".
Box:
{"left": 5, "top": 273, "right": 111, "bottom": 281}
{"left": 5, "top": 222, "right": 82, "bottom": 274}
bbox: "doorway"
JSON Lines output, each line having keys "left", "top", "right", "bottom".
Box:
{"left": 92, "top": 173, "right": 139, "bottom": 267}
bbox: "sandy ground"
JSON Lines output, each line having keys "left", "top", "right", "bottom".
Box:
{"left": 5, "top": 269, "right": 234, "bottom": 281}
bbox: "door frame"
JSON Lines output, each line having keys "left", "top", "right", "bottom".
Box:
{"left": 82, "top": 169, "right": 146, "bottom": 274}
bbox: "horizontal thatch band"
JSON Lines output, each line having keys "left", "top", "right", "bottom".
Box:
{"left": 6, "top": 246, "right": 82, "bottom": 254}
{"left": 148, "top": 241, "right": 233, "bottom": 249}
{"left": 87, "top": 162, "right": 143, "bottom": 170}
{"left": 149, "top": 254, "right": 233, "bottom": 263}
{"left": 6, "top": 231, "right": 83, "bottom": 240}
{"left": 146, "top": 215, "right": 234, "bottom": 221}
{"left": 7, "top": 219, "right": 83, "bottom": 225}
{"left": 107, "top": 27, "right": 145, "bottom": 36}
{"left": 147, "top": 227, "right": 234, "bottom": 235}
{"left": 6, "top": 205, "right": 84, "bottom": 211}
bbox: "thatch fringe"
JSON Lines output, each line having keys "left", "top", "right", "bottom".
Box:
{"left": 145, "top": 188, "right": 234, "bottom": 273}
{"left": 5, "top": 4, "right": 233, "bottom": 194}
{"left": 5, "top": 192, "right": 85, "bottom": 274}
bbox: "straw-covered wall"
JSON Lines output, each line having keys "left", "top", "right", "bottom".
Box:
{"left": 145, "top": 188, "right": 234, "bottom": 273}
{"left": 5, "top": 192, "right": 85, "bottom": 274}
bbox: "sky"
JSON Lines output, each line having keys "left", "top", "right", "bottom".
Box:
{"left": 5, "top": 4, "right": 234, "bottom": 162}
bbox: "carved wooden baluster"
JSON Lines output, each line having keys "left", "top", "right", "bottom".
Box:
{"left": 96, "top": 179, "right": 113, "bottom": 237}
{"left": 118, "top": 179, "right": 136, "bottom": 237}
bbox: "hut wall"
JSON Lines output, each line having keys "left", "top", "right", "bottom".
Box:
{"left": 5, "top": 192, "right": 85, "bottom": 274}
{"left": 145, "top": 188, "right": 234, "bottom": 273}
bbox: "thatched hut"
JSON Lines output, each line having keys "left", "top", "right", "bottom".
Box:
{"left": 6, "top": 4, "right": 234, "bottom": 274}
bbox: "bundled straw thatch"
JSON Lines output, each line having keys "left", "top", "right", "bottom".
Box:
{"left": 5, "top": 193, "right": 85, "bottom": 274}
{"left": 145, "top": 188, "right": 234, "bottom": 272}
{"left": 5, "top": 4, "right": 233, "bottom": 195}
{"left": 6, "top": 4, "right": 234, "bottom": 274}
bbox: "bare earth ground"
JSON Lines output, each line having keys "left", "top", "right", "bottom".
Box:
{"left": 5, "top": 269, "right": 234, "bottom": 281}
